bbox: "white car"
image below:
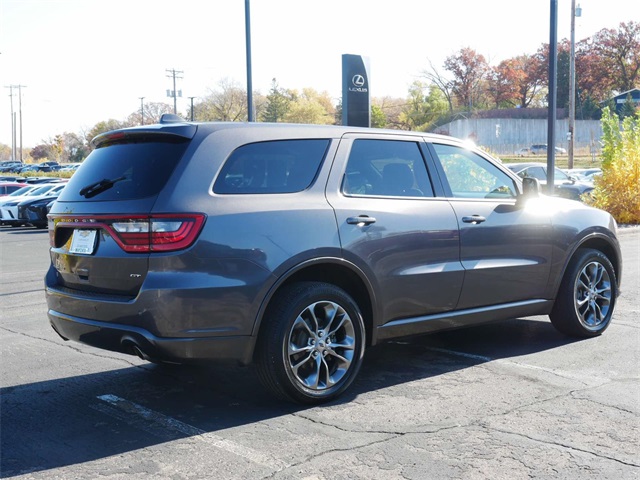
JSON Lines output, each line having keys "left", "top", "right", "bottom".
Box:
{"left": 0, "top": 183, "right": 66, "bottom": 226}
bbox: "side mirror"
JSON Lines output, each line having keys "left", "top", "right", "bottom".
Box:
{"left": 521, "top": 177, "right": 541, "bottom": 198}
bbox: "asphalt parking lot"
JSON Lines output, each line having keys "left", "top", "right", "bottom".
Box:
{"left": 1, "top": 226, "right": 638, "bottom": 479}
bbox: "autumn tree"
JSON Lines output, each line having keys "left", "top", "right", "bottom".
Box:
{"left": 30, "top": 144, "right": 51, "bottom": 160}
{"left": 588, "top": 21, "right": 640, "bottom": 93}
{"left": 86, "top": 120, "right": 125, "bottom": 144}
{"left": 61, "top": 132, "right": 90, "bottom": 162}
{"left": 488, "top": 55, "right": 545, "bottom": 108}
{"left": 195, "top": 78, "right": 266, "bottom": 122}
{"left": 0, "top": 143, "right": 11, "bottom": 161}
{"left": 125, "top": 101, "right": 173, "bottom": 126}
{"left": 444, "top": 47, "right": 490, "bottom": 111}
{"left": 197, "top": 79, "right": 248, "bottom": 122}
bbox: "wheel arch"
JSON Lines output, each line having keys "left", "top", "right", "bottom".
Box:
{"left": 552, "top": 232, "right": 622, "bottom": 299}
{"left": 252, "top": 258, "right": 378, "bottom": 360}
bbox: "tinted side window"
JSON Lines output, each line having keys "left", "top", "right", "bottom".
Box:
{"left": 432, "top": 144, "right": 516, "bottom": 199}
{"left": 214, "top": 139, "right": 329, "bottom": 194}
{"left": 342, "top": 139, "right": 434, "bottom": 197}
{"left": 58, "top": 138, "right": 189, "bottom": 201}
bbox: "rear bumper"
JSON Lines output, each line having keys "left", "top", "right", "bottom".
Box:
{"left": 48, "top": 309, "right": 255, "bottom": 366}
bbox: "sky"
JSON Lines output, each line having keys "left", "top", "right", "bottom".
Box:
{"left": 0, "top": 0, "right": 637, "bottom": 150}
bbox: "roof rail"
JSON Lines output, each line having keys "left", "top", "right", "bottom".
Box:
{"left": 160, "top": 113, "right": 185, "bottom": 124}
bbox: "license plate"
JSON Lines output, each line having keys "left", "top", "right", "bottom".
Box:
{"left": 69, "top": 229, "right": 97, "bottom": 255}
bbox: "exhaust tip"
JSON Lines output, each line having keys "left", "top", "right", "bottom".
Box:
{"left": 121, "top": 337, "right": 152, "bottom": 361}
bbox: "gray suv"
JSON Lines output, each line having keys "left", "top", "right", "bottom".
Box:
{"left": 45, "top": 117, "right": 622, "bottom": 404}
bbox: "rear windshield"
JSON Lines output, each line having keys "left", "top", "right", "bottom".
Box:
{"left": 57, "top": 137, "right": 189, "bottom": 201}
{"left": 214, "top": 139, "right": 330, "bottom": 194}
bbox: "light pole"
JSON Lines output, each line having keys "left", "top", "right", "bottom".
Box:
{"left": 245, "top": 0, "right": 254, "bottom": 122}
{"left": 547, "top": 0, "right": 558, "bottom": 195}
{"left": 568, "top": 1, "right": 582, "bottom": 169}
{"left": 18, "top": 85, "right": 24, "bottom": 161}
{"left": 139, "top": 97, "right": 145, "bottom": 125}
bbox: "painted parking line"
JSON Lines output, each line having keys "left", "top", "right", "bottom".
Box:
{"left": 95, "top": 394, "right": 289, "bottom": 471}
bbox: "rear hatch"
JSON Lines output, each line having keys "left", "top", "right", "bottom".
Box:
{"left": 48, "top": 124, "right": 201, "bottom": 297}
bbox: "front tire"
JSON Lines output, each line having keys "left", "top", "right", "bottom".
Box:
{"left": 256, "top": 282, "right": 366, "bottom": 404}
{"left": 550, "top": 248, "right": 617, "bottom": 337}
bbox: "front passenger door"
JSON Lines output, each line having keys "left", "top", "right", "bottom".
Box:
{"left": 428, "top": 143, "right": 553, "bottom": 310}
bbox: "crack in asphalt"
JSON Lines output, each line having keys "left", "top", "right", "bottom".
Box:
{"left": 481, "top": 424, "right": 640, "bottom": 468}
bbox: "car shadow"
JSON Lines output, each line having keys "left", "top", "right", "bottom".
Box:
{"left": 0, "top": 317, "right": 578, "bottom": 477}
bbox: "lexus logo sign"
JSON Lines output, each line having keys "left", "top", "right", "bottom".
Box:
{"left": 349, "top": 74, "right": 368, "bottom": 93}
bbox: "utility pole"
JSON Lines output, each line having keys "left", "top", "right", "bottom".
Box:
{"left": 18, "top": 85, "right": 25, "bottom": 161}
{"left": 5, "top": 85, "right": 15, "bottom": 161}
{"left": 166, "top": 69, "right": 183, "bottom": 114}
{"left": 5, "top": 85, "right": 26, "bottom": 161}
{"left": 568, "top": 1, "right": 581, "bottom": 169}
{"left": 139, "top": 97, "right": 145, "bottom": 125}
{"left": 188, "top": 97, "right": 196, "bottom": 121}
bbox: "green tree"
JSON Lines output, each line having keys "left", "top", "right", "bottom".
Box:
{"left": 620, "top": 94, "right": 638, "bottom": 118}
{"left": 370, "top": 104, "right": 387, "bottom": 128}
{"left": 285, "top": 88, "right": 335, "bottom": 125}
{"left": 399, "top": 82, "right": 448, "bottom": 131}
{"left": 261, "top": 79, "right": 292, "bottom": 122}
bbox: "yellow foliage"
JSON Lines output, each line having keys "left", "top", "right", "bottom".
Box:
{"left": 585, "top": 109, "right": 640, "bottom": 224}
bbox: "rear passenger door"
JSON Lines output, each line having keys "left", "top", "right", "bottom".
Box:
{"left": 325, "top": 134, "right": 464, "bottom": 326}
{"left": 427, "top": 142, "right": 553, "bottom": 309}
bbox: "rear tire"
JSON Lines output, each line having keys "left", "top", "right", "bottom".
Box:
{"left": 255, "top": 282, "right": 366, "bottom": 404}
{"left": 550, "top": 248, "right": 617, "bottom": 337}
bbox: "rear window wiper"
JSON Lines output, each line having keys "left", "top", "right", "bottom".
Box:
{"left": 79, "top": 176, "right": 127, "bottom": 198}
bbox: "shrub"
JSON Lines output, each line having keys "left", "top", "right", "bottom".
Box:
{"left": 585, "top": 108, "right": 640, "bottom": 224}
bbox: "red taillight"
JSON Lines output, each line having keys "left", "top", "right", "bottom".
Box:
{"left": 51, "top": 214, "right": 206, "bottom": 253}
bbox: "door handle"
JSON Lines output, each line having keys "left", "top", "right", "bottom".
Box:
{"left": 462, "top": 215, "right": 486, "bottom": 224}
{"left": 347, "top": 216, "right": 376, "bottom": 226}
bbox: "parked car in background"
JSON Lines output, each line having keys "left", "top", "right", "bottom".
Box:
{"left": 0, "top": 181, "right": 27, "bottom": 196}
{"left": 530, "top": 144, "right": 567, "bottom": 155}
{"left": 24, "top": 177, "right": 67, "bottom": 184}
{"left": 45, "top": 118, "right": 622, "bottom": 404}
{"left": 59, "top": 163, "right": 82, "bottom": 173}
{"left": 506, "top": 162, "right": 593, "bottom": 201}
{"left": 0, "top": 161, "right": 24, "bottom": 173}
{"left": 566, "top": 168, "right": 602, "bottom": 183}
{"left": 20, "top": 194, "right": 62, "bottom": 228}
{"left": 516, "top": 147, "right": 530, "bottom": 156}
{"left": 0, "top": 183, "right": 65, "bottom": 226}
